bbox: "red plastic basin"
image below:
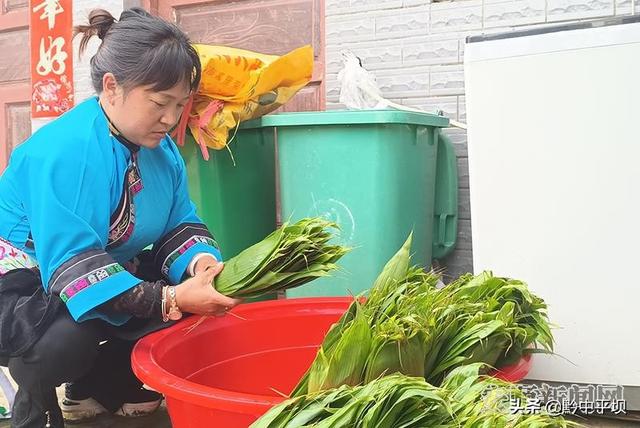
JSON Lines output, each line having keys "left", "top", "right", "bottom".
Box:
{"left": 132, "top": 297, "right": 531, "bottom": 428}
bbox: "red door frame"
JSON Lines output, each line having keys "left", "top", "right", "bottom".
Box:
{"left": 0, "top": 8, "right": 31, "bottom": 171}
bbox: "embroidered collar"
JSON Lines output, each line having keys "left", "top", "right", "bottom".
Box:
{"left": 98, "top": 100, "right": 140, "bottom": 154}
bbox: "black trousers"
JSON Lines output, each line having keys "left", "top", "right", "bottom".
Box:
{"left": 7, "top": 310, "right": 147, "bottom": 428}
{"left": 0, "top": 253, "right": 170, "bottom": 428}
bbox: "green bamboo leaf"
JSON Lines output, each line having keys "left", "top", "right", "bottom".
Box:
{"left": 213, "top": 218, "right": 350, "bottom": 298}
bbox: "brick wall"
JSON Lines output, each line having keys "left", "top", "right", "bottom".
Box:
{"left": 325, "top": 0, "right": 637, "bottom": 278}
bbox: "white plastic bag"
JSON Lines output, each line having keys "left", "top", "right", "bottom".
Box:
{"left": 337, "top": 50, "right": 466, "bottom": 129}
{"left": 337, "top": 51, "right": 388, "bottom": 110}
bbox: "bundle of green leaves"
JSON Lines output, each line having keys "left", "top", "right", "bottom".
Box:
{"left": 292, "top": 233, "right": 553, "bottom": 395}
{"left": 253, "top": 364, "right": 578, "bottom": 428}
{"left": 214, "top": 218, "right": 350, "bottom": 299}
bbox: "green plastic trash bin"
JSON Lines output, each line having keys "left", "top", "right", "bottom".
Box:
{"left": 178, "top": 129, "right": 279, "bottom": 302}
{"left": 254, "top": 110, "right": 458, "bottom": 298}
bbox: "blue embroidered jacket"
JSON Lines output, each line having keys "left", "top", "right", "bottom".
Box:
{"left": 0, "top": 97, "right": 222, "bottom": 324}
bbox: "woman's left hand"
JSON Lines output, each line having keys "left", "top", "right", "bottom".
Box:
{"left": 175, "top": 263, "right": 241, "bottom": 316}
{"left": 193, "top": 255, "right": 219, "bottom": 275}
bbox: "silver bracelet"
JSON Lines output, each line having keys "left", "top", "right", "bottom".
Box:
{"left": 161, "top": 286, "right": 169, "bottom": 322}
{"left": 188, "top": 253, "right": 217, "bottom": 277}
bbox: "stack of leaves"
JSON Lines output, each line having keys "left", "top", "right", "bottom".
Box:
{"left": 214, "top": 218, "right": 350, "bottom": 299}
{"left": 255, "top": 373, "right": 450, "bottom": 428}
{"left": 440, "top": 364, "right": 577, "bottom": 428}
{"left": 291, "top": 233, "right": 440, "bottom": 396}
{"left": 423, "top": 270, "right": 553, "bottom": 385}
{"left": 252, "top": 364, "right": 579, "bottom": 428}
{"left": 292, "top": 232, "right": 554, "bottom": 396}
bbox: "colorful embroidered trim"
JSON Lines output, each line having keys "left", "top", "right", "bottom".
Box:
{"left": 128, "top": 152, "right": 143, "bottom": 195}
{"left": 161, "top": 236, "right": 219, "bottom": 276}
{"left": 107, "top": 162, "right": 140, "bottom": 249}
{"left": 0, "top": 237, "right": 38, "bottom": 275}
{"left": 60, "top": 263, "right": 125, "bottom": 302}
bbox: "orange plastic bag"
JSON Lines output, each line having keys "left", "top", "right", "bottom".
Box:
{"left": 173, "top": 45, "right": 313, "bottom": 159}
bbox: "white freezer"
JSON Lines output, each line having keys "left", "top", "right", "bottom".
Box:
{"left": 464, "top": 16, "right": 640, "bottom": 392}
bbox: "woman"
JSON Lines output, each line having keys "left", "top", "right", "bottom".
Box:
{"left": 0, "top": 7, "right": 240, "bottom": 427}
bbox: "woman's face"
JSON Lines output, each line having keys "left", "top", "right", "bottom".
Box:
{"left": 104, "top": 77, "right": 191, "bottom": 149}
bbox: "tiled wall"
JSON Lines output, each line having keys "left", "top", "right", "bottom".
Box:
{"left": 325, "top": 0, "right": 637, "bottom": 278}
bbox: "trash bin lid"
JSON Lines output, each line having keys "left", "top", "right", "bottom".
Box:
{"left": 241, "top": 109, "right": 449, "bottom": 129}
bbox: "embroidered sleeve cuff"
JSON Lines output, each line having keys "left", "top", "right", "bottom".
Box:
{"left": 152, "top": 223, "right": 222, "bottom": 285}
{"left": 49, "top": 249, "right": 142, "bottom": 324}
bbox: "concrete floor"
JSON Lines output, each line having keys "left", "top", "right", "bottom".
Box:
{"left": 0, "top": 409, "right": 171, "bottom": 427}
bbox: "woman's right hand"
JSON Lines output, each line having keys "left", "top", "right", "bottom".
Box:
{"left": 174, "top": 263, "right": 241, "bottom": 316}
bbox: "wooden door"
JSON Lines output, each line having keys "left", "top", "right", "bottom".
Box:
{"left": 149, "top": 0, "right": 325, "bottom": 112}
{"left": 0, "top": 2, "right": 31, "bottom": 172}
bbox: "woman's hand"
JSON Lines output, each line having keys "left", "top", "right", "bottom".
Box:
{"left": 174, "top": 263, "right": 241, "bottom": 316}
